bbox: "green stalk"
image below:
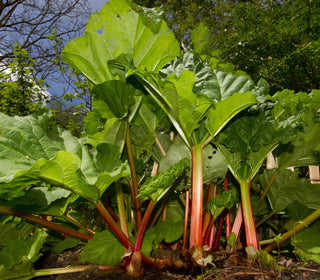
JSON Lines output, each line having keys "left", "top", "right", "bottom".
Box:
{"left": 256, "top": 212, "right": 274, "bottom": 228}
{"left": 264, "top": 207, "right": 320, "bottom": 253}
{"left": 125, "top": 124, "right": 142, "bottom": 230}
{"left": 116, "top": 182, "right": 129, "bottom": 238}
{"left": 189, "top": 143, "right": 203, "bottom": 248}
{"left": 0, "top": 206, "right": 93, "bottom": 241}
{"left": 65, "top": 213, "right": 95, "bottom": 236}
{"left": 257, "top": 169, "right": 279, "bottom": 209}
{"left": 32, "top": 265, "right": 121, "bottom": 277}
{"left": 240, "top": 179, "right": 259, "bottom": 249}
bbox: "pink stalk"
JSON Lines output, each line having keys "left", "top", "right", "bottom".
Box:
{"left": 202, "top": 183, "right": 215, "bottom": 241}
{"left": 189, "top": 144, "right": 203, "bottom": 248}
{"left": 231, "top": 203, "right": 243, "bottom": 239}
{"left": 226, "top": 203, "right": 243, "bottom": 253}
{"left": 224, "top": 176, "right": 231, "bottom": 239}
{"left": 208, "top": 223, "right": 216, "bottom": 248}
{"left": 182, "top": 189, "right": 190, "bottom": 249}
{"left": 240, "top": 179, "right": 259, "bottom": 249}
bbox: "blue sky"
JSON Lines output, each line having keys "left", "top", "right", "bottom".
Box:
{"left": 89, "top": 1, "right": 108, "bottom": 12}
{"left": 49, "top": 1, "right": 108, "bottom": 100}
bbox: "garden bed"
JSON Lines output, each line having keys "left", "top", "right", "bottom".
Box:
{"left": 33, "top": 247, "right": 320, "bottom": 280}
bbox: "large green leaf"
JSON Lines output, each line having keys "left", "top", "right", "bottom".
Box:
{"left": 80, "top": 230, "right": 124, "bottom": 265}
{"left": 259, "top": 169, "right": 320, "bottom": 213}
{"left": 62, "top": 0, "right": 180, "bottom": 85}
{"left": 160, "top": 52, "right": 259, "bottom": 101}
{"left": 216, "top": 112, "right": 279, "bottom": 181}
{"left": 0, "top": 187, "right": 72, "bottom": 216}
{"left": 292, "top": 219, "right": 320, "bottom": 264}
{"left": 136, "top": 70, "right": 213, "bottom": 147}
{"left": 0, "top": 113, "right": 93, "bottom": 183}
{"left": 92, "top": 80, "right": 141, "bottom": 119}
{"left": 12, "top": 152, "right": 99, "bottom": 203}
{"left": 0, "top": 114, "right": 64, "bottom": 182}
{"left": 203, "top": 144, "right": 228, "bottom": 184}
{"left": 274, "top": 124, "right": 320, "bottom": 169}
{"left": 0, "top": 223, "right": 46, "bottom": 280}
{"left": 86, "top": 117, "right": 127, "bottom": 153}
{"left": 205, "top": 91, "right": 257, "bottom": 138}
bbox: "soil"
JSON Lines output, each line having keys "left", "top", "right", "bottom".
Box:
{"left": 33, "top": 247, "right": 320, "bottom": 280}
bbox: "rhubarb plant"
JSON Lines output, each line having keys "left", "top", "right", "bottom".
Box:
{"left": 134, "top": 52, "right": 266, "bottom": 248}
{"left": 1, "top": 0, "right": 320, "bottom": 278}
{"left": 215, "top": 89, "right": 320, "bottom": 251}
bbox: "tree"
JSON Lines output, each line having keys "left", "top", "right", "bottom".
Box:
{"left": 0, "top": 44, "right": 49, "bottom": 116}
{"left": 0, "top": 0, "right": 91, "bottom": 84}
{"left": 133, "top": 0, "right": 320, "bottom": 94}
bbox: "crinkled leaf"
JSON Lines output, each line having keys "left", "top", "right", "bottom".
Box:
{"left": 138, "top": 158, "right": 189, "bottom": 202}
{"left": 160, "top": 52, "right": 258, "bottom": 102}
{"left": 214, "top": 70, "right": 255, "bottom": 100}
{"left": 62, "top": 0, "right": 179, "bottom": 84}
{"left": 93, "top": 143, "right": 122, "bottom": 173}
{"left": 207, "top": 186, "right": 240, "bottom": 219}
{"left": 274, "top": 123, "right": 320, "bottom": 169}
{"left": 80, "top": 230, "right": 123, "bottom": 265}
{"left": 0, "top": 223, "right": 34, "bottom": 247}
{"left": 217, "top": 112, "right": 279, "bottom": 180}
{"left": 160, "top": 52, "right": 221, "bottom": 100}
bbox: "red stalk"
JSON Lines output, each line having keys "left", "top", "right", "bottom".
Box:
{"left": 213, "top": 212, "right": 224, "bottom": 250}
{"left": 189, "top": 144, "right": 203, "bottom": 248}
{"left": 0, "top": 206, "right": 93, "bottom": 241}
{"left": 95, "top": 200, "right": 133, "bottom": 249}
{"left": 134, "top": 200, "right": 156, "bottom": 252}
{"left": 95, "top": 200, "right": 159, "bottom": 269}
